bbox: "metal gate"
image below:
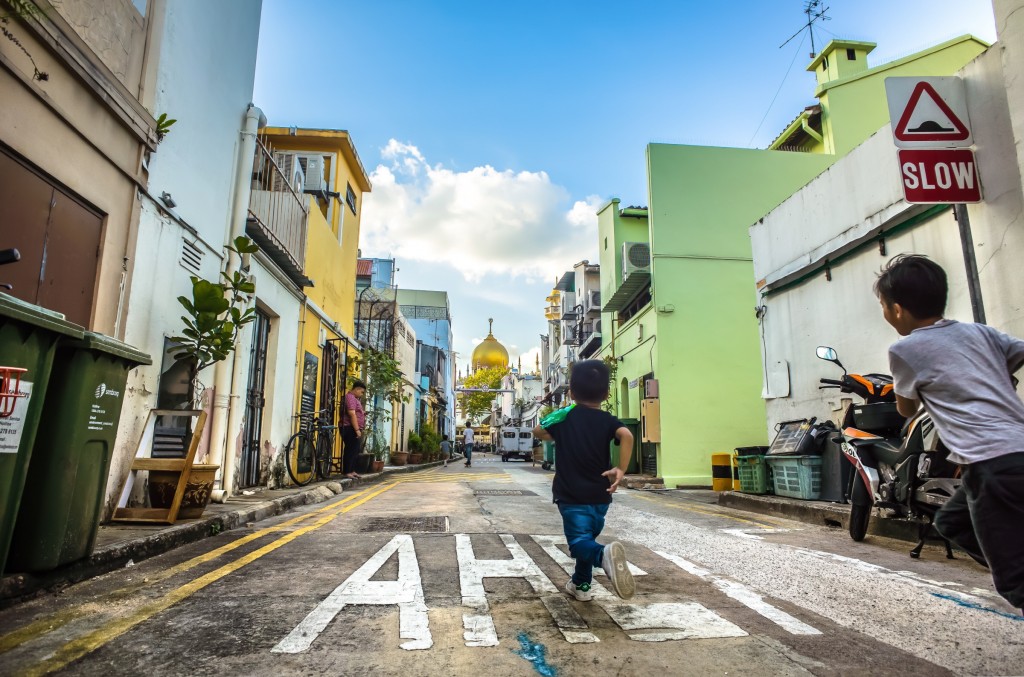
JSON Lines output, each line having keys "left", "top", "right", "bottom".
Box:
{"left": 240, "top": 310, "right": 271, "bottom": 488}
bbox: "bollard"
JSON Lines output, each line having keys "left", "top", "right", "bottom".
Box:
{"left": 732, "top": 453, "right": 741, "bottom": 490}
{"left": 711, "top": 452, "right": 733, "bottom": 491}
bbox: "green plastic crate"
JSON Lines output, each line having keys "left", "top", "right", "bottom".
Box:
{"left": 737, "top": 455, "right": 770, "bottom": 494}
{"left": 766, "top": 456, "right": 822, "bottom": 500}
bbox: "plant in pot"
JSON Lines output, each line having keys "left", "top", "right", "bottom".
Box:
{"left": 151, "top": 236, "right": 259, "bottom": 517}
{"left": 367, "top": 427, "right": 387, "bottom": 473}
{"left": 352, "top": 347, "right": 408, "bottom": 469}
{"left": 394, "top": 433, "right": 417, "bottom": 466}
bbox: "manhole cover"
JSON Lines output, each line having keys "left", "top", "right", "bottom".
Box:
{"left": 359, "top": 516, "right": 450, "bottom": 533}
{"left": 474, "top": 489, "right": 536, "bottom": 496}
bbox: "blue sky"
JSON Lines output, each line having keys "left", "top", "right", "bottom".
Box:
{"left": 254, "top": 0, "right": 997, "bottom": 374}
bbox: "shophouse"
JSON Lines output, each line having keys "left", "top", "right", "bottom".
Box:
{"left": 397, "top": 289, "right": 455, "bottom": 437}
{"left": 490, "top": 368, "right": 544, "bottom": 449}
{"left": 597, "top": 35, "right": 989, "bottom": 488}
{"left": 752, "top": 6, "right": 1024, "bottom": 439}
{"left": 540, "top": 260, "right": 601, "bottom": 407}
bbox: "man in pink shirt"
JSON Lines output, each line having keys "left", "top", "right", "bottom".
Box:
{"left": 342, "top": 380, "right": 367, "bottom": 479}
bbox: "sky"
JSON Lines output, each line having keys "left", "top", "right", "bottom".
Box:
{"left": 254, "top": 0, "right": 997, "bottom": 375}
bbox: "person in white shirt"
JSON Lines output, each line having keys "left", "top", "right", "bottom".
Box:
{"left": 463, "top": 427, "right": 475, "bottom": 467}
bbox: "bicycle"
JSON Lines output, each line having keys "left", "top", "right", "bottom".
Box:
{"left": 285, "top": 409, "right": 340, "bottom": 486}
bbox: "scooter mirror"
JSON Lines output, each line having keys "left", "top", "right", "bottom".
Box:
{"left": 816, "top": 346, "right": 838, "bottom": 362}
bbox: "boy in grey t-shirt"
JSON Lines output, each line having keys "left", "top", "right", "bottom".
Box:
{"left": 876, "top": 254, "right": 1024, "bottom": 611}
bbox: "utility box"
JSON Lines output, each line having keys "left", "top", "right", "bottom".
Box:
{"left": 641, "top": 398, "right": 661, "bottom": 443}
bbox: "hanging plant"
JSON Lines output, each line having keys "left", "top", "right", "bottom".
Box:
{"left": 1, "top": 0, "right": 48, "bottom": 81}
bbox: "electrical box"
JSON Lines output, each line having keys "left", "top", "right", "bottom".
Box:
{"left": 644, "top": 379, "right": 659, "bottom": 398}
{"left": 641, "top": 398, "right": 661, "bottom": 443}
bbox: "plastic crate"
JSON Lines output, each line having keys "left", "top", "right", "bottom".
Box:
{"left": 736, "top": 455, "right": 770, "bottom": 494}
{"left": 766, "top": 455, "right": 822, "bottom": 500}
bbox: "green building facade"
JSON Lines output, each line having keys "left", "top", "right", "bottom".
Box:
{"left": 596, "top": 35, "right": 988, "bottom": 488}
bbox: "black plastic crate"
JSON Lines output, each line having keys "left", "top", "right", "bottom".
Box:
{"left": 768, "top": 418, "right": 832, "bottom": 456}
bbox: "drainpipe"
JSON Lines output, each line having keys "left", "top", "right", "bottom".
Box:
{"left": 210, "top": 104, "right": 264, "bottom": 502}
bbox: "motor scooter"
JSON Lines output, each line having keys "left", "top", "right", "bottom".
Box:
{"left": 816, "top": 346, "right": 962, "bottom": 559}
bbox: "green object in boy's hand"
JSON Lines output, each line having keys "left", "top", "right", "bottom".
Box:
{"left": 541, "top": 404, "right": 575, "bottom": 428}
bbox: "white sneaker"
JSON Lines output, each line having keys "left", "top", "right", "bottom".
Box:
{"left": 601, "top": 542, "right": 635, "bottom": 600}
{"left": 565, "top": 578, "right": 593, "bottom": 602}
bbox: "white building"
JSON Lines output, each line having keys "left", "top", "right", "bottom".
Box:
{"left": 751, "top": 8, "right": 1024, "bottom": 436}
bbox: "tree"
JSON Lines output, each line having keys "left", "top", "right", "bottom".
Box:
{"left": 460, "top": 366, "right": 508, "bottom": 423}
{"left": 353, "top": 347, "right": 408, "bottom": 459}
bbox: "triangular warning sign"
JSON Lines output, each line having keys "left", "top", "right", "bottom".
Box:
{"left": 894, "top": 82, "right": 970, "bottom": 142}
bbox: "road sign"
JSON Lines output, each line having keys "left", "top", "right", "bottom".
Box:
{"left": 898, "top": 149, "right": 982, "bottom": 204}
{"left": 885, "top": 77, "right": 972, "bottom": 148}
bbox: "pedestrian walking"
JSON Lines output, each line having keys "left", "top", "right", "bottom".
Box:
{"left": 533, "top": 359, "right": 636, "bottom": 601}
{"left": 441, "top": 434, "right": 452, "bottom": 468}
{"left": 463, "top": 426, "right": 474, "bottom": 467}
{"left": 877, "top": 254, "right": 1024, "bottom": 612}
{"left": 341, "top": 380, "right": 367, "bottom": 480}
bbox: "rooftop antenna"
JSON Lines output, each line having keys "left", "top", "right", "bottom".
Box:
{"left": 779, "top": 0, "right": 831, "bottom": 58}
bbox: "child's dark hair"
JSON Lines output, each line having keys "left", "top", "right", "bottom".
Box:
{"left": 874, "top": 254, "right": 947, "bottom": 319}
{"left": 569, "top": 359, "right": 610, "bottom": 402}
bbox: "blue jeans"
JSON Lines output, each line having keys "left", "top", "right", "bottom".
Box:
{"left": 558, "top": 503, "right": 608, "bottom": 585}
{"left": 464, "top": 443, "right": 472, "bottom": 464}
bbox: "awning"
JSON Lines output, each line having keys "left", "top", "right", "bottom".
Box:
{"left": 601, "top": 272, "right": 651, "bottom": 312}
{"left": 555, "top": 271, "right": 574, "bottom": 292}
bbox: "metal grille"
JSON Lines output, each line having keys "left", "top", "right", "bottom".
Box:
{"left": 400, "top": 304, "right": 449, "bottom": 321}
{"left": 474, "top": 490, "right": 535, "bottom": 497}
{"left": 359, "top": 516, "right": 450, "bottom": 533}
{"left": 180, "top": 239, "right": 202, "bottom": 275}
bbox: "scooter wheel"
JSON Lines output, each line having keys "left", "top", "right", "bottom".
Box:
{"left": 849, "top": 481, "right": 872, "bottom": 542}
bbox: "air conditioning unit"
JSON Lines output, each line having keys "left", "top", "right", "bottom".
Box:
{"left": 622, "top": 242, "right": 651, "bottom": 281}
{"left": 585, "top": 289, "right": 601, "bottom": 312}
{"left": 593, "top": 319, "right": 602, "bottom": 335}
{"left": 272, "top": 152, "right": 305, "bottom": 193}
{"left": 299, "top": 154, "right": 328, "bottom": 193}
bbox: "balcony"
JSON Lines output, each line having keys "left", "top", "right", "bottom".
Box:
{"left": 246, "top": 137, "right": 311, "bottom": 287}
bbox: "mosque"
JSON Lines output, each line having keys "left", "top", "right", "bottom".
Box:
{"left": 470, "top": 318, "right": 510, "bottom": 373}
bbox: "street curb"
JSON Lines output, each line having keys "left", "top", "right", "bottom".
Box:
{"left": 0, "top": 460, "right": 449, "bottom": 608}
{"left": 717, "top": 491, "right": 926, "bottom": 545}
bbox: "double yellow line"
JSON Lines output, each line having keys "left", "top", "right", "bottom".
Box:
{"left": 5, "top": 481, "right": 398, "bottom": 676}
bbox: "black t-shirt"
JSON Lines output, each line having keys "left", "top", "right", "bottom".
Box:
{"left": 548, "top": 406, "right": 624, "bottom": 505}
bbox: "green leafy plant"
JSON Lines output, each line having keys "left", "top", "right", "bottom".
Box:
{"left": 460, "top": 366, "right": 509, "bottom": 422}
{"left": 156, "top": 113, "right": 177, "bottom": 142}
{"left": 407, "top": 432, "right": 421, "bottom": 452}
{"left": 168, "top": 236, "right": 260, "bottom": 395}
{"left": 1, "top": 0, "right": 48, "bottom": 81}
{"left": 602, "top": 355, "right": 619, "bottom": 413}
{"left": 353, "top": 347, "right": 409, "bottom": 460}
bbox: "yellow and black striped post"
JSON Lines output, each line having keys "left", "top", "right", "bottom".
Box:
{"left": 711, "top": 452, "right": 733, "bottom": 491}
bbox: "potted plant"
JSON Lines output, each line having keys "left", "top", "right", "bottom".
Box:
{"left": 353, "top": 347, "right": 409, "bottom": 469}
{"left": 155, "top": 236, "right": 259, "bottom": 516}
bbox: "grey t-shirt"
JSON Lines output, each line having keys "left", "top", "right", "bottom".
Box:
{"left": 889, "top": 319, "right": 1024, "bottom": 464}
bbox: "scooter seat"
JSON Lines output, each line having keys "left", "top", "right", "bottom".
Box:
{"left": 871, "top": 439, "right": 908, "bottom": 466}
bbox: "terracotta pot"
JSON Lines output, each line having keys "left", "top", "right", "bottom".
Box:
{"left": 408, "top": 453, "right": 423, "bottom": 464}
{"left": 391, "top": 451, "right": 409, "bottom": 466}
{"left": 357, "top": 453, "right": 374, "bottom": 474}
{"left": 371, "top": 460, "right": 384, "bottom": 473}
{"left": 149, "top": 464, "right": 219, "bottom": 519}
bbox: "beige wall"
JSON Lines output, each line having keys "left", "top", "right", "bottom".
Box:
{"left": 49, "top": 0, "right": 147, "bottom": 92}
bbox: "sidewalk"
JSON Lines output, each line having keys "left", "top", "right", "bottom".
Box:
{"left": 0, "top": 460, "right": 449, "bottom": 607}
{"left": 718, "top": 490, "right": 925, "bottom": 544}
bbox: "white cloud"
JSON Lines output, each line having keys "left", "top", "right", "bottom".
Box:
{"left": 361, "top": 140, "right": 603, "bottom": 281}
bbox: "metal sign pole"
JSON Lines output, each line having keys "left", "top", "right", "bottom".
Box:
{"left": 954, "top": 203, "right": 986, "bottom": 324}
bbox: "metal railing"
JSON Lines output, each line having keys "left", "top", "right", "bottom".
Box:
{"left": 247, "top": 135, "right": 309, "bottom": 278}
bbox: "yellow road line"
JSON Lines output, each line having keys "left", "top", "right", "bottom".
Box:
{"left": 626, "top": 490, "right": 787, "bottom": 528}
{"left": 22, "top": 481, "right": 398, "bottom": 677}
{"left": 0, "top": 483, "right": 376, "bottom": 656}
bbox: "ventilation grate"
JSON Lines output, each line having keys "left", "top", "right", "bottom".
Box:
{"left": 474, "top": 490, "right": 535, "bottom": 497}
{"left": 359, "top": 516, "right": 449, "bottom": 533}
{"left": 180, "top": 239, "right": 203, "bottom": 275}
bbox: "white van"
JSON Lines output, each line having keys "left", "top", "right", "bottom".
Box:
{"left": 499, "top": 427, "right": 536, "bottom": 462}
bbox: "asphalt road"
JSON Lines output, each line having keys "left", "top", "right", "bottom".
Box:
{"left": 1, "top": 454, "right": 1021, "bottom": 676}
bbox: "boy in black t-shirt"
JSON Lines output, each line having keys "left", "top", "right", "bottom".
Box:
{"left": 534, "top": 359, "right": 636, "bottom": 601}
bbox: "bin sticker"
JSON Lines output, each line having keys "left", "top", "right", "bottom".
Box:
{"left": 0, "top": 381, "right": 33, "bottom": 454}
{"left": 88, "top": 381, "right": 123, "bottom": 432}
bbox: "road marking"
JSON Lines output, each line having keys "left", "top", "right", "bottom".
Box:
{"left": 657, "top": 550, "right": 821, "bottom": 636}
{"left": 0, "top": 484, "right": 380, "bottom": 656}
{"left": 604, "top": 602, "right": 747, "bottom": 641}
{"left": 273, "top": 534, "right": 431, "bottom": 653}
{"left": 625, "top": 491, "right": 788, "bottom": 528}
{"left": 456, "top": 534, "right": 559, "bottom": 647}
{"left": 721, "top": 527, "right": 794, "bottom": 540}
{"left": 531, "top": 535, "right": 648, "bottom": 587}
{"left": 19, "top": 482, "right": 398, "bottom": 677}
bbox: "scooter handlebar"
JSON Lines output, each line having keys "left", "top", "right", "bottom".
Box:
{"left": 819, "top": 378, "right": 845, "bottom": 387}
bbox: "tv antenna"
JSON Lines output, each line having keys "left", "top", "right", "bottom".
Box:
{"left": 780, "top": 1, "right": 831, "bottom": 58}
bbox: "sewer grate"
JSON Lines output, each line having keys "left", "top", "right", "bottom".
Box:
{"left": 359, "top": 516, "right": 450, "bottom": 533}
{"left": 474, "top": 489, "right": 536, "bottom": 497}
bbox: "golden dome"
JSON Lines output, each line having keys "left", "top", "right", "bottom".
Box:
{"left": 472, "top": 318, "right": 510, "bottom": 372}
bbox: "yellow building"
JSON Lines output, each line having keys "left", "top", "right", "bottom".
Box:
{"left": 259, "top": 127, "right": 371, "bottom": 443}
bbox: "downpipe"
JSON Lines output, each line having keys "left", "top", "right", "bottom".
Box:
{"left": 209, "top": 104, "right": 264, "bottom": 502}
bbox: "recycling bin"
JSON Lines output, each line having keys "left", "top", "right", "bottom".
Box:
{"left": 609, "top": 420, "right": 640, "bottom": 475}
{"left": 8, "top": 331, "right": 150, "bottom": 572}
{"left": 0, "top": 294, "right": 85, "bottom": 574}
{"left": 542, "top": 440, "right": 555, "bottom": 469}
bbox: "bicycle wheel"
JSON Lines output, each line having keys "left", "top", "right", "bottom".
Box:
{"left": 286, "top": 430, "right": 317, "bottom": 486}
{"left": 316, "top": 429, "right": 336, "bottom": 480}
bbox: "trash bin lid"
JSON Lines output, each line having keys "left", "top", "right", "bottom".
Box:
{"left": 0, "top": 293, "right": 85, "bottom": 339}
{"left": 73, "top": 331, "right": 153, "bottom": 366}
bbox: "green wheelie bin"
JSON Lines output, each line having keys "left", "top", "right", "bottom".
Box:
{"left": 610, "top": 419, "right": 640, "bottom": 475}
{"left": 8, "top": 331, "right": 150, "bottom": 572}
{"left": 0, "top": 294, "right": 85, "bottom": 574}
{"left": 542, "top": 440, "right": 555, "bottom": 470}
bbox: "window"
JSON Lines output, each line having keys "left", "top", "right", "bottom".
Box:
{"left": 346, "top": 183, "right": 357, "bottom": 215}
{"left": 846, "top": 48, "right": 856, "bottom": 60}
